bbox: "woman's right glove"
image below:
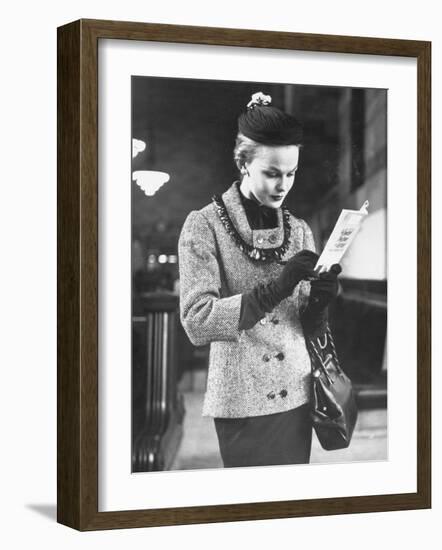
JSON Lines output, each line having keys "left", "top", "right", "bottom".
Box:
{"left": 273, "top": 250, "right": 319, "bottom": 300}
{"left": 238, "top": 250, "right": 318, "bottom": 330}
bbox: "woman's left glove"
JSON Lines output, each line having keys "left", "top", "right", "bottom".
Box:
{"left": 308, "top": 263, "right": 342, "bottom": 311}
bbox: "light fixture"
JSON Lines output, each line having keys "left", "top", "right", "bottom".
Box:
{"left": 132, "top": 139, "right": 146, "bottom": 158}
{"left": 132, "top": 171, "right": 170, "bottom": 196}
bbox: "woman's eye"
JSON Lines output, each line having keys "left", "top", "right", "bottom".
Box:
{"left": 264, "top": 170, "right": 296, "bottom": 178}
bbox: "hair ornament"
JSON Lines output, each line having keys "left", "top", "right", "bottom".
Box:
{"left": 247, "top": 92, "right": 272, "bottom": 110}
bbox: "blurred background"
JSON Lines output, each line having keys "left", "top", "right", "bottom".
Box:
{"left": 130, "top": 77, "right": 387, "bottom": 472}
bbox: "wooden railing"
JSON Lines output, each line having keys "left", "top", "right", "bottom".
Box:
{"left": 132, "top": 292, "right": 184, "bottom": 471}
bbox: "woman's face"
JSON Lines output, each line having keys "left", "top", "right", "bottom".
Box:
{"left": 243, "top": 145, "right": 300, "bottom": 208}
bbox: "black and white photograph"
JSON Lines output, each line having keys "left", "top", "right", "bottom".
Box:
{"left": 130, "top": 76, "right": 387, "bottom": 472}
{"left": 1, "top": 0, "right": 435, "bottom": 541}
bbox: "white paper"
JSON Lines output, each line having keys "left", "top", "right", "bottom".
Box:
{"left": 315, "top": 201, "right": 369, "bottom": 272}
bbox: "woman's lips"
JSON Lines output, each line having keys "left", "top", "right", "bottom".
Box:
{"left": 271, "top": 195, "right": 284, "bottom": 201}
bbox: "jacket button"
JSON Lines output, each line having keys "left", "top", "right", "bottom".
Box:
{"left": 260, "top": 318, "right": 267, "bottom": 325}
{"left": 267, "top": 391, "right": 276, "bottom": 400}
{"left": 279, "top": 389, "right": 288, "bottom": 398}
{"left": 262, "top": 354, "right": 270, "bottom": 362}
{"left": 276, "top": 352, "right": 285, "bottom": 361}
{"left": 268, "top": 234, "right": 277, "bottom": 244}
{"left": 271, "top": 318, "right": 279, "bottom": 325}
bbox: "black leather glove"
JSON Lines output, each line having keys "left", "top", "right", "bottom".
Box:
{"left": 239, "top": 250, "right": 319, "bottom": 328}
{"left": 274, "top": 250, "right": 319, "bottom": 300}
{"left": 308, "top": 263, "right": 342, "bottom": 311}
{"left": 301, "top": 264, "right": 341, "bottom": 338}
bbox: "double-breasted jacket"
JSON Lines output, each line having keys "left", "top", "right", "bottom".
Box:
{"left": 178, "top": 181, "right": 316, "bottom": 418}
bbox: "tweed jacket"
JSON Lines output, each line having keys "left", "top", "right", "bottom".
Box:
{"left": 178, "top": 181, "right": 316, "bottom": 418}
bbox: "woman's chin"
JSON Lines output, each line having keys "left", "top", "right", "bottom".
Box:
{"left": 267, "top": 196, "right": 284, "bottom": 207}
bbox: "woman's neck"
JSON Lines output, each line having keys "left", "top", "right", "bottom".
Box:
{"left": 239, "top": 179, "right": 263, "bottom": 206}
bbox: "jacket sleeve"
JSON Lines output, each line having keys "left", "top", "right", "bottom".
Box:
{"left": 178, "top": 210, "right": 242, "bottom": 346}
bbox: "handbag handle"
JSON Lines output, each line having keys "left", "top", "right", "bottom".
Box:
{"left": 317, "top": 333, "right": 328, "bottom": 350}
{"left": 309, "top": 340, "right": 333, "bottom": 384}
{"left": 325, "top": 328, "right": 343, "bottom": 373}
{"left": 308, "top": 328, "right": 344, "bottom": 380}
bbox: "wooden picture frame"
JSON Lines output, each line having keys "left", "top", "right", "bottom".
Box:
{"left": 57, "top": 18, "right": 431, "bottom": 531}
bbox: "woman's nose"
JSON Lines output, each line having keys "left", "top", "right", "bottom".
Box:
{"left": 276, "top": 179, "right": 289, "bottom": 193}
{"left": 276, "top": 177, "right": 292, "bottom": 192}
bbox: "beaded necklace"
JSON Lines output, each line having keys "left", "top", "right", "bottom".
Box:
{"left": 211, "top": 193, "right": 292, "bottom": 262}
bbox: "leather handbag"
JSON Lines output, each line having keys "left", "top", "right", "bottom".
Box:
{"left": 305, "top": 327, "right": 358, "bottom": 451}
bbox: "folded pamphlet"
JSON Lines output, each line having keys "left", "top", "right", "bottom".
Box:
{"left": 315, "top": 201, "right": 369, "bottom": 273}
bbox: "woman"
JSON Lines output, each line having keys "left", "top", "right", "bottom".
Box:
{"left": 178, "top": 92, "right": 340, "bottom": 468}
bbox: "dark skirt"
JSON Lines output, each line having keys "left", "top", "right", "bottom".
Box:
{"left": 214, "top": 402, "right": 312, "bottom": 468}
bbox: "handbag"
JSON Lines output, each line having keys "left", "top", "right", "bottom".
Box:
{"left": 305, "top": 327, "right": 358, "bottom": 451}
